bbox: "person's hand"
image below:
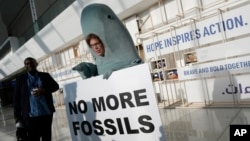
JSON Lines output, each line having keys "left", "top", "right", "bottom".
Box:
{"left": 32, "top": 88, "right": 45, "bottom": 97}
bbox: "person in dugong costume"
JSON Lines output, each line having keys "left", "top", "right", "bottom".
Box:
{"left": 72, "top": 3, "right": 142, "bottom": 79}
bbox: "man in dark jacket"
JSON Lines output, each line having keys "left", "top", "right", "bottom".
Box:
{"left": 13, "top": 57, "right": 59, "bottom": 141}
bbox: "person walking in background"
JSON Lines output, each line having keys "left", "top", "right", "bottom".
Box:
{"left": 13, "top": 57, "right": 59, "bottom": 141}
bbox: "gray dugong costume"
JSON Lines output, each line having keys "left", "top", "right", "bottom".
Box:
{"left": 72, "top": 3, "right": 142, "bottom": 79}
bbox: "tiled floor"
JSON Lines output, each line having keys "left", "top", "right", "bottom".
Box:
{"left": 0, "top": 106, "right": 71, "bottom": 141}
{"left": 1, "top": 104, "right": 250, "bottom": 141}
{"left": 159, "top": 107, "right": 250, "bottom": 141}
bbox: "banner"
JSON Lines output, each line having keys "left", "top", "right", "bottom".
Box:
{"left": 142, "top": 4, "right": 250, "bottom": 59}
{"left": 178, "top": 55, "right": 250, "bottom": 80}
{"left": 196, "top": 37, "right": 250, "bottom": 63}
{"left": 63, "top": 64, "right": 166, "bottom": 141}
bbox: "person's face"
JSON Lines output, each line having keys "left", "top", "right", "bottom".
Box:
{"left": 188, "top": 54, "right": 196, "bottom": 61}
{"left": 167, "top": 72, "right": 177, "bottom": 79}
{"left": 24, "top": 59, "right": 37, "bottom": 72}
{"left": 90, "top": 38, "right": 105, "bottom": 56}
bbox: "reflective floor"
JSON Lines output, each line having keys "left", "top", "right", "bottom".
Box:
{"left": 1, "top": 104, "right": 250, "bottom": 141}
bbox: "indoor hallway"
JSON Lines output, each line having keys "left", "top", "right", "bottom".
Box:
{"left": 0, "top": 105, "right": 250, "bottom": 141}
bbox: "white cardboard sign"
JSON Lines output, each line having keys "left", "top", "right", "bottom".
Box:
{"left": 63, "top": 64, "right": 166, "bottom": 141}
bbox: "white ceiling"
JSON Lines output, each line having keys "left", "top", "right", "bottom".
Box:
{"left": 119, "top": 0, "right": 158, "bottom": 20}
{"left": 0, "top": 0, "right": 160, "bottom": 81}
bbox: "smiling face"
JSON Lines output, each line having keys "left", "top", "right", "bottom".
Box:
{"left": 89, "top": 38, "right": 105, "bottom": 56}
